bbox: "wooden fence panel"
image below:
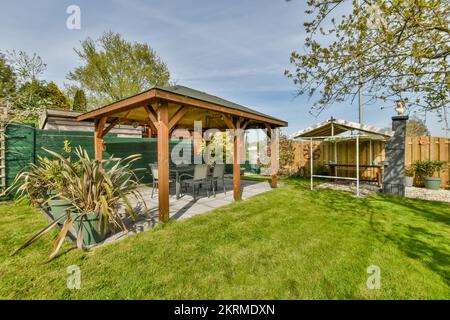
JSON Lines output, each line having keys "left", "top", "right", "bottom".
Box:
{"left": 405, "top": 136, "right": 450, "bottom": 187}
{"left": 292, "top": 136, "right": 450, "bottom": 187}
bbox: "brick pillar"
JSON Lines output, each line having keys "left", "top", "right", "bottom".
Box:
{"left": 383, "top": 115, "right": 409, "bottom": 196}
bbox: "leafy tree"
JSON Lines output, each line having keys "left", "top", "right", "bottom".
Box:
{"left": 278, "top": 132, "right": 295, "bottom": 174}
{"left": 11, "top": 80, "right": 50, "bottom": 121}
{"left": 285, "top": 0, "right": 449, "bottom": 117}
{"left": 72, "top": 89, "right": 87, "bottom": 112}
{"left": 407, "top": 116, "right": 430, "bottom": 136}
{"left": 11, "top": 81, "right": 70, "bottom": 121}
{"left": 0, "top": 52, "right": 16, "bottom": 98}
{"left": 46, "top": 82, "right": 70, "bottom": 110}
{"left": 67, "top": 31, "right": 171, "bottom": 107}
{"left": 5, "top": 51, "right": 69, "bottom": 121}
{"left": 8, "top": 50, "right": 46, "bottom": 85}
{"left": 263, "top": 131, "right": 295, "bottom": 176}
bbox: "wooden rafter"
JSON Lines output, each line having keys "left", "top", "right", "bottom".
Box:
{"left": 144, "top": 105, "right": 158, "bottom": 131}
{"left": 101, "top": 118, "right": 120, "bottom": 138}
{"left": 169, "top": 106, "right": 188, "bottom": 131}
{"left": 222, "top": 115, "right": 235, "bottom": 130}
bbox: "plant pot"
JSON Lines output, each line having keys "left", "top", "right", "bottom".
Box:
{"left": 404, "top": 176, "right": 414, "bottom": 188}
{"left": 423, "top": 176, "right": 441, "bottom": 190}
{"left": 47, "top": 199, "right": 72, "bottom": 223}
{"left": 72, "top": 212, "right": 109, "bottom": 246}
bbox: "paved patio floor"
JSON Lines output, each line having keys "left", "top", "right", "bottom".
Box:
{"left": 104, "top": 178, "right": 273, "bottom": 244}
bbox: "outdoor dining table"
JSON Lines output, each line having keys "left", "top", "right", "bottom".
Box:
{"left": 170, "top": 165, "right": 193, "bottom": 199}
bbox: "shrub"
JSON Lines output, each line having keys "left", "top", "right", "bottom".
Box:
{"left": 404, "top": 166, "right": 414, "bottom": 177}
{"left": 8, "top": 155, "right": 75, "bottom": 205}
{"left": 412, "top": 160, "right": 446, "bottom": 178}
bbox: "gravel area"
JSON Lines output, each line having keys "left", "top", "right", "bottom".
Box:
{"left": 315, "top": 181, "right": 381, "bottom": 196}
{"left": 316, "top": 181, "right": 450, "bottom": 203}
{"left": 405, "top": 186, "right": 450, "bottom": 203}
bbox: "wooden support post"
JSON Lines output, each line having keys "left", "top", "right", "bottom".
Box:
{"left": 233, "top": 118, "right": 241, "bottom": 201}
{"left": 94, "top": 117, "right": 107, "bottom": 160}
{"left": 270, "top": 128, "right": 278, "bottom": 188}
{"left": 157, "top": 102, "right": 170, "bottom": 222}
{"left": 265, "top": 125, "right": 278, "bottom": 188}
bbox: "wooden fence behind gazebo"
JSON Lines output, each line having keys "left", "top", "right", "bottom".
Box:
{"left": 291, "top": 136, "right": 450, "bottom": 187}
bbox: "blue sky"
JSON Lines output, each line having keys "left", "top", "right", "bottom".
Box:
{"left": 0, "top": 0, "right": 446, "bottom": 136}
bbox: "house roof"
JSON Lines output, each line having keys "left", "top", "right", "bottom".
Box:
{"left": 77, "top": 85, "right": 288, "bottom": 128}
{"left": 291, "top": 117, "right": 393, "bottom": 139}
{"left": 39, "top": 108, "right": 87, "bottom": 129}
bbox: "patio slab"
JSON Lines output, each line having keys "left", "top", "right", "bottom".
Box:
{"left": 102, "top": 178, "right": 274, "bottom": 245}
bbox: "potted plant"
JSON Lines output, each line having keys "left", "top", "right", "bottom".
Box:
{"left": 404, "top": 166, "right": 414, "bottom": 187}
{"left": 412, "top": 160, "right": 447, "bottom": 190}
{"left": 10, "top": 155, "right": 76, "bottom": 223}
{"left": 43, "top": 157, "right": 76, "bottom": 223}
{"left": 13, "top": 147, "right": 145, "bottom": 260}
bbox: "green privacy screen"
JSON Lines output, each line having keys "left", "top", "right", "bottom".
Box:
{"left": 4, "top": 123, "right": 195, "bottom": 189}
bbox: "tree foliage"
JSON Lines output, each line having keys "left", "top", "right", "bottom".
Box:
{"left": 2, "top": 51, "right": 70, "bottom": 121}
{"left": 0, "top": 52, "right": 16, "bottom": 98}
{"left": 67, "top": 31, "right": 171, "bottom": 107}
{"left": 12, "top": 81, "right": 70, "bottom": 120}
{"left": 279, "top": 132, "right": 295, "bottom": 172}
{"left": 8, "top": 50, "right": 46, "bottom": 85}
{"left": 406, "top": 116, "right": 430, "bottom": 136}
{"left": 72, "top": 89, "right": 87, "bottom": 112}
{"left": 46, "top": 82, "right": 70, "bottom": 110}
{"left": 286, "top": 0, "right": 449, "bottom": 117}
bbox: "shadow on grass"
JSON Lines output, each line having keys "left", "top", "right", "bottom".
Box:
{"left": 287, "top": 179, "right": 450, "bottom": 286}
{"left": 349, "top": 195, "right": 450, "bottom": 288}
{"left": 381, "top": 195, "right": 450, "bottom": 226}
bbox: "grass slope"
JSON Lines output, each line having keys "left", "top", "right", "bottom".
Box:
{"left": 0, "top": 179, "right": 449, "bottom": 299}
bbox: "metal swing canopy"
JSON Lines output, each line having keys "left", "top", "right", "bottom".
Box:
{"left": 291, "top": 117, "right": 393, "bottom": 139}
{"left": 77, "top": 85, "right": 288, "bottom": 222}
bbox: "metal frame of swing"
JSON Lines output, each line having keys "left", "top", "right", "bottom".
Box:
{"left": 307, "top": 134, "right": 361, "bottom": 197}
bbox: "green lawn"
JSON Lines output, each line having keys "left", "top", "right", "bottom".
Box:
{"left": 0, "top": 179, "right": 449, "bottom": 299}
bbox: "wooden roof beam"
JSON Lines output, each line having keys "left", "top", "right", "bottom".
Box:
{"left": 223, "top": 115, "right": 235, "bottom": 130}
{"left": 169, "top": 106, "right": 188, "bottom": 132}
{"left": 144, "top": 105, "right": 158, "bottom": 131}
{"left": 101, "top": 118, "right": 120, "bottom": 138}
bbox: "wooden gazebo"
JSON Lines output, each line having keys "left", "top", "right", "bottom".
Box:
{"left": 77, "top": 85, "right": 288, "bottom": 222}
